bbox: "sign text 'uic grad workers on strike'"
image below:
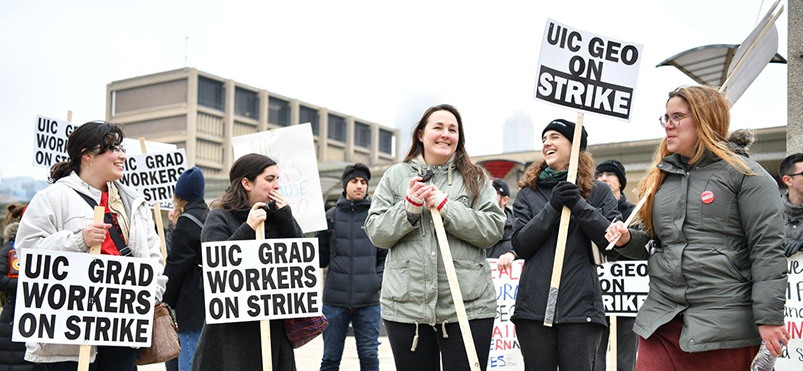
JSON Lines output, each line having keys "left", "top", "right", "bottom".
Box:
{"left": 12, "top": 250, "right": 159, "bottom": 347}
{"left": 32, "top": 115, "right": 77, "bottom": 169}
{"left": 118, "top": 149, "right": 186, "bottom": 208}
{"left": 534, "top": 18, "right": 643, "bottom": 121}
{"left": 201, "top": 238, "right": 322, "bottom": 324}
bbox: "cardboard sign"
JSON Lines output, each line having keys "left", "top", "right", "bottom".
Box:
{"left": 534, "top": 18, "right": 643, "bottom": 121}
{"left": 231, "top": 124, "right": 327, "bottom": 233}
{"left": 32, "top": 115, "right": 78, "bottom": 169}
{"left": 201, "top": 238, "right": 322, "bottom": 324}
{"left": 777, "top": 255, "right": 803, "bottom": 370}
{"left": 119, "top": 149, "right": 186, "bottom": 208}
{"left": 12, "top": 250, "right": 158, "bottom": 347}
{"left": 121, "top": 138, "right": 178, "bottom": 156}
{"left": 487, "top": 258, "right": 524, "bottom": 370}
{"left": 597, "top": 261, "right": 649, "bottom": 316}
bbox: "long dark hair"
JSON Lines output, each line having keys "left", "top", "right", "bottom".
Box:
{"left": 212, "top": 153, "right": 277, "bottom": 211}
{"left": 403, "top": 104, "right": 487, "bottom": 201}
{"left": 49, "top": 121, "right": 124, "bottom": 183}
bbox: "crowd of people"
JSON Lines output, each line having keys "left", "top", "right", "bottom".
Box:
{"left": 0, "top": 84, "right": 801, "bottom": 371}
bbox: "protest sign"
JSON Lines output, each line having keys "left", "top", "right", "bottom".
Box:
{"left": 201, "top": 238, "right": 322, "bottom": 324}
{"left": 32, "top": 115, "right": 78, "bottom": 168}
{"left": 231, "top": 123, "right": 327, "bottom": 233}
{"left": 487, "top": 258, "right": 524, "bottom": 370}
{"left": 597, "top": 261, "right": 649, "bottom": 316}
{"left": 12, "top": 250, "right": 158, "bottom": 347}
{"left": 777, "top": 255, "right": 803, "bottom": 370}
{"left": 119, "top": 149, "right": 186, "bottom": 208}
{"left": 122, "top": 138, "right": 177, "bottom": 156}
{"left": 534, "top": 18, "right": 643, "bottom": 121}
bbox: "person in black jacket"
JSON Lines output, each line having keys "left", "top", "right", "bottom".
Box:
{"left": 593, "top": 159, "right": 638, "bottom": 371}
{"left": 0, "top": 220, "right": 43, "bottom": 371}
{"left": 163, "top": 167, "right": 208, "bottom": 371}
{"left": 486, "top": 178, "right": 513, "bottom": 258}
{"left": 317, "top": 163, "right": 386, "bottom": 371}
{"left": 497, "top": 119, "right": 620, "bottom": 371}
{"left": 192, "top": 154, "right": 302, "bottom": 371}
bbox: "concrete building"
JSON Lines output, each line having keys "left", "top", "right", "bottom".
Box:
{"left": 106, "top": 68, "right": 401, "bottom": 181}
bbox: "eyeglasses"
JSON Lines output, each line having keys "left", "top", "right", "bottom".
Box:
{"left": 110, "top": 145, "right": 126, "bottom": 154}
{"left": 658, "top": 113, "right": 691, "bottom": 128}
{"left": 787, "top": 171, "right": 803, "bottom": 178}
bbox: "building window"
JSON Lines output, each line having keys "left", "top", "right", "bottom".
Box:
{"left": 299, "top": 106, "right": 319, "bottom": 135}
{"left": 328, "top": 114, "right": 346, "bottom": 142}
{"left": 198, "top": 77, "right": 225, "bottom": 111}
{"left": 235, "top": 88, "right": 259, "bottom": 119}
{"left": 379, "top": 129, "right": 394, "bottom": 155}
{"left": 268, "top": 97, "right": 291, "bottom": 126}
{"left": 355, "top": 122, "right": 371, "bottom": 148}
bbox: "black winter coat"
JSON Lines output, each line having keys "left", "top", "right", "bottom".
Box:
{"left": 511, "top": 179, "right": 620, "bottom": 326}
{"left": 163, "top": 199, "right": 208, "bottom": 332}
{"left": 486, "top": 207, "right": 514, "bottom": 258}
{"left": 317, "top": 196, "right": 386, "bottom": 308}
{"left": 0, "top": 240, "right": 39, "bottom": 371}
{"left": 192, "top": 205, "right": 303, "bottom": 371}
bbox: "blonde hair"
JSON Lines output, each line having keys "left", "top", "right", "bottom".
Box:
{"left": 636, "top": 85, "right": 754, "bottom": 235}
{"left": 171, "top": 197, "right": 189, "bottom": 225}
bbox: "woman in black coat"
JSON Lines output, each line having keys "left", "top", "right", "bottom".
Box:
{"left": 192, "top": 154, "right": 302, "bottom": 371}
{"left": 0, "top": 222, "right": 41, "bottom": 371}
{"left": 163, "top": 167, "right": 209, "bottom": 371}
{"left": 497, "top": 119, "right": 620, "bottom": 371}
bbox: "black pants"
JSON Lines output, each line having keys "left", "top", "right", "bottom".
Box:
{"left": 594, "top": 316, "right": 638, "bottom": 371}
{"left": 385, "top": 318, "right": 494, "bottom": 371}
{"left": 41, "top": 345, "right": 139, "bottom": 371}
{"left": 514, "top": 319, "right": 605, "bottom": 371}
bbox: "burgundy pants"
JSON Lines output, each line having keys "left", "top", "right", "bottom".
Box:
{"left": 636, "top": 316, "right": 760, "bottom": 371}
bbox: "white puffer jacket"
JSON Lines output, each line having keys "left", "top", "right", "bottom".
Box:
{"left": 16, "top": 172, "right": 167, "bottom": 363}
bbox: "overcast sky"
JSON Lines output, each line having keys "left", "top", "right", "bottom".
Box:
{"left": 0, "top": 0, "right": 789, "bottom": 180}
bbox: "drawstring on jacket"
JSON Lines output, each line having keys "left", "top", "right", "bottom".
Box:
{"left": 411, "top": 322, "right": 420, "bottom": 351}
{"left": 441, "top": 321, "right": 449, "bottom": 338}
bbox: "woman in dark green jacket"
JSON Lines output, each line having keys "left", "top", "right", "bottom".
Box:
{"left": 607, "top": 85, "right": 789, "bottom": 370}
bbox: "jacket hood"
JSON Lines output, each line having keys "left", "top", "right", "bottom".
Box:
{"left": 3, "top": 222, "right": 18, "bottom": 241}
{"left": 783, "top": 193, "right": 803, "bottom": 223}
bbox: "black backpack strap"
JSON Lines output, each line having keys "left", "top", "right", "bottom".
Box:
{"left": 73, "top": 189, "right": 132, "bottom": 257}
{"left": 179, "top": 213, "right": 205, "bottom": 229}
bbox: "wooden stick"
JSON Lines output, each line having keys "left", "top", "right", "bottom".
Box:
{"left": 720, "top": 3, "right": 784, "bottom": 94}
{"left": 607, "top": 315, "right": 618, "bottom": 371}
{"left": 605, "top": 190, "right": 650, "bottom": 250}
{"left": 138, "top": 138, "right": 169, "bottom": 262}
{"left": 255, "top": 222, "right": 273, "bottom": 371}
{"left": 544, "top": 112, "right": 584, "bottom": 327}
{"left": 430, "top": 208, "right": 482, "bottom": 370}
{"left": 78, "top": 206, "right": 106, "bottom": 371}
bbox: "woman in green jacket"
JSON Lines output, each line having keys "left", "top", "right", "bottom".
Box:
{"left": 606, "top": 85, "right": 789, "bottom": 370}
{"left": 365, "top": 104, "right": 505, "bottom": 371}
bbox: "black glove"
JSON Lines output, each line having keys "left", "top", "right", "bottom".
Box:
{"left": 549, "top": 181, "right": 581, "bottom": 210}
{"left": 785, "top": 239, "right": 803, "bottom": 257}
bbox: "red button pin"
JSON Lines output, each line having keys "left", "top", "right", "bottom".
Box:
{"left": 701, "top": 191, "right": 714, "bottom": 204}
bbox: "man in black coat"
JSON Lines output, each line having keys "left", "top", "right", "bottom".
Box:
{"left": 486, "top": 178, "right": 514, "bottom": 258}
{"left": 317, "top": 163, "right": 386, "bottom": 371}
{"left": 594, "top": 159, "right": 638, "bottom": 371}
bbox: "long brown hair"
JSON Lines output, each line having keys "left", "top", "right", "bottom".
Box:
{"left": 403, "top": 104, "right": 487, "bottom": 200}
{"left": 636, "top": 85, "right": 754, "bottom": 235}
{"left": 171, "top": 197, "right": 189, "bottom": 225}
{"left": 211, "top": 153, "right": 277, "bottom": 212}
{"left": 518, "top": 151, "right": 595, "bottom": 199}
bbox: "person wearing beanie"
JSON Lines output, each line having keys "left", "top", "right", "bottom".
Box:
{"left": 164, "top": 166, "right": 208, "bottom": 371}
{"left": 497, "top": 118, "right": 620, "bottom": 371}
{"left": 486, "top": 178, "right": 514, "bottom": 258}
{"left": 317, "top": 163, "right": 386, "bottom": 371}
{"left": 593, "top": 159, "right": 639, "bottom": 371}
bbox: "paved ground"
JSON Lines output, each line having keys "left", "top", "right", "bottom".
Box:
{"left": 138, "top": 335, "right": 396, "bottom": 370}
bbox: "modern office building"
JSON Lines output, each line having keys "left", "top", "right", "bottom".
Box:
{"left": 106, "top": 68, "right": 401, "bottom": 179}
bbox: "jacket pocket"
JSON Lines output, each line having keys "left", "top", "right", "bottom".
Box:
{"left": 453, "top": 259, "right": 491, "bottom": 302}
{"left": 712, "top": 246, "right": 750, "bottom": 282}
{"left": 381, "top": 259, "right": 411, "bottom": 302}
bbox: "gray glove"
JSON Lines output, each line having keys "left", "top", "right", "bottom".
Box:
{"left": 785, "top": 239, "right": 803, "bottom": 257}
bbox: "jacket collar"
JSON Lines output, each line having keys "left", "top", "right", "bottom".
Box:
{"left": 783, "top": 193, "right": 803, "bottom": 223}
{"left": 336, "top": 194, "right": 372, "bottom": 210}
{"left": 657, "top": 151, "right": 721, "bottom": 175}
{"left": 410, "top": 155, "right": 456, "bottom": 186}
